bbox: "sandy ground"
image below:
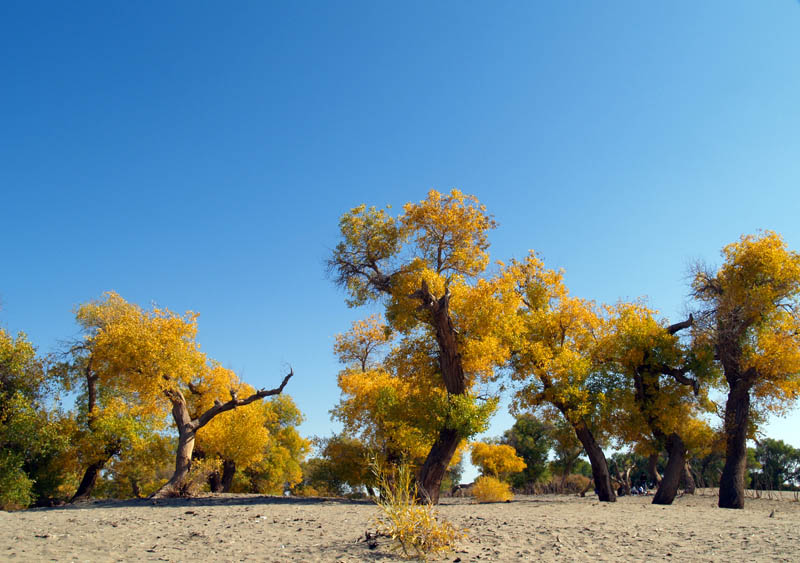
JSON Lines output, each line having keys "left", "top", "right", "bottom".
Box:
{"left": 1, "top": 489, "right": 798, "bottom": 561}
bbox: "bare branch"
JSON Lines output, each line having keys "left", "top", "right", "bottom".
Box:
{"left": 194, "top": 368, "right": 294, "bottom": 431}
{"left": 667, "top": 314, "right": 693, "bottom": 335}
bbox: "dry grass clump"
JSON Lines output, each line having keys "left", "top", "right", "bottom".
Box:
{"left": 372, "top": 461, "right": 465, "bottom": 560}
{"left": 471, "top": 475, "right": 512, "bottom": 503}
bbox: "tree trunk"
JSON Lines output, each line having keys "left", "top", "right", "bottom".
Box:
{"left": 209, "top": 471, "right": 223, "bottom": 493}
{"left": 130, "top": 478, "right": 141, "bottom": 498}
{"left": 719, "top": 382, "right": 751, "bottom": 509}
{"left": 418, "top": 428, "right": 461, "bottom": 504}
{"left": 653, "top": 433, "right": 685, "bottom": 505}
{"left": 573, "top": 421, "right": 616, "bottom": 502}
{"left": 221, "top": 459, "right": 236, "bottom": 492}
{"left": 682, "top": 461, "right": 696, "bottom": 494}
{"left": 152, "top": 395, "right": 197, "bottom": 498}
{"left": 71, "top": 441, "right": 121, "bottom": 503}
{"left": 71, "top": 460, "right": 105, "bottom": 503}
{"left": 647, "top": 452, "right": 662, "bottom": 486}
{"left": 412, "top": 283, "right": 467, "bottom": 504}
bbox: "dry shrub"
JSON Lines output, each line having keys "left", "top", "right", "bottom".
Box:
{"left": 471, "top": 476, "right": 512, "bottom": 503}
{"left": 561, "top": 474, "right": 591, "bottom": 494}
{"left": 528, "top": 474, "right": 591, "bottom": 495}
{"left": 372, "top": 461, "right": 465, "bottom": 560}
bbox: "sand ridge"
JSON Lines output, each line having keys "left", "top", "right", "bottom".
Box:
{"left": 1, "top": 489, "right": 798, "bottom": 561}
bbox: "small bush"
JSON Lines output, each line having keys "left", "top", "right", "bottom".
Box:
{"left": 562, "top": 473, "right": 591, "bottom": 494}
{"left": 472, "top": 476, "right": 512, "bottom": 503}
{"left": 372, "top": 461, "right": 464, "bottom": 560}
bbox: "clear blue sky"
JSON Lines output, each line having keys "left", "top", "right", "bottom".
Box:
{"left": 2, "top": 1, "right": 800, "bottom": 480}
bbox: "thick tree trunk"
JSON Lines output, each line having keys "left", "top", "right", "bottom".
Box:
{"left": 653, "top": 433, "right": 685, "bottom": 505}
{"left": 573, "top": 421, "right": 616, "bottom": 502}
{"left": 682, "top": 461, "right": 696, "bottom": 494}
{"left": 155, "top": 429, "right": 196, "bottom": 497}
{"left": 152, "top": 394, "right": 197, "bottom": 498}
{"left": 221, "top": 459, "right": 236, "bottom": 492}
{"left": 412, "top": 283, "right": 467, "bottom": 504}
{"left": 418, "top": 428, "right": 461, "bottom": 504}
{"left": 71, "top": 460, "right": 106, "bottom": 503}
{"left": 719, "top": 382, "right": 751, "bottom": 509}
{"left": 647, "top": 453, "right": 662, "bottom": 486}
{"left": 71, "top": 441, "right": 121, "bottom": 503}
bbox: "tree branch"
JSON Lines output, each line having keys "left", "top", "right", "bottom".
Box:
{"left": 667, "top": 314, "right": 693, "bottom": 335}
{"left": 194, "top": 368, "right": 294, "bottom": 431}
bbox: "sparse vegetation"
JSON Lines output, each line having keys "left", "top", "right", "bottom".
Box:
{"left": 371, "top": 460, "right": 464, "bottom": 560}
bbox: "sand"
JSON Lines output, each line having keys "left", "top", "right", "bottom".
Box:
{"left": 1, "top": 489, "right": 798, "bottom": 561}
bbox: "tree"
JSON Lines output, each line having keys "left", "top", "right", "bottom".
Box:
{"left": 0, "top": 329, "right": 69, "bottom": 509}
{"left": 331, "top": 316, "right": 434, "bottom": 467}
{"left": 507, "top": 253, "right": 618, "bottom": 502}
{"left": 470, "top": 442, "right": 526, "bottom": 481}
{"left": 603, "top": 301, "right": 715, "bottom": 504}
{"left": 97, "top": 433, "right": 175, "bottom": 498}
{"left": 691, "top": 231, "right": 800, "bottom": 508}
{"left": 72, "top": 292, "right": 293, "bottom": 498}
{"left": 329, "top": 190, "right": 516, "bottom": 502}
{"left": 499, "top": 414, "right": 553, "bottom": 490}
{"left": 546, "top": 414, "right": 587, "bottom": 487}
{"left": 239, "top": 395, "right": 311, "bottom": 495}
{"left": 192, "top": 383, "right": 272, "bottom": 493}
{"left": 750, "top": 438, "right": 800, "bottom": 491}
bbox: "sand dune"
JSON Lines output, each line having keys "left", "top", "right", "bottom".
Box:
{"left": 2, "top": 489, "right": 798, "bottom": 561}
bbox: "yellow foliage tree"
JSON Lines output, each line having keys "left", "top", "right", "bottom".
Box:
{"left": 602, "top": 301, "right": 716, "bottom": 505}
{"left": 506, "top": 252, "right": 618, "bottom": 502}
{"left": 470, "top": 442, "right": 526, "bottom": 481}
{"left": 691, "top": 231, "right": 800, "bottom": 509}
{"left": 329, "top": 190, "right": 515, "bottom": 502}
{"left": 73, "top": 292, "right": 294, "bottom": 497}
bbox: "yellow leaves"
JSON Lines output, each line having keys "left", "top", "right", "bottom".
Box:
{"left": 401, "top": 189, "right": 496, "bottom": 278}
{"left": 333, "top": 314, "right": 391, "bottom": 370}
{"left": 471, "top": 475, "right": 513, "bottom": 503}
{"left": 470, "top": 442, "right": 526, "bottom": 479}
{"left": 694, "top": 231, "right": 800, "bottom": 415}
{"left": 197, "top": 400, "right": 270, "bottom": 470}
{"left": 77, "top": 292, "right": 206, "bottom": 415}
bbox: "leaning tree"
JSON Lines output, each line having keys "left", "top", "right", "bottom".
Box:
{"left": 72, "top": 292, "right": 293, "bottom": 498}
{"left": 506, "top": 252, "right": 618, "bottom": 502}
{"left": 604, "top": 301, "right": 715, "bottom": 505}
{"left": 329, "top": 190, "right": 517, "bottom": 502}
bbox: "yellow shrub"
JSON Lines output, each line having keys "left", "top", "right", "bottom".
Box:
{"left": 471, "top": 475, "right": 512, "bottom": 503}
{"left": 372, "top": 461, "right": 465, "bottom": 560}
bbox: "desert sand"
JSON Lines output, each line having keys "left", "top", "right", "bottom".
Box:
{"left": 1, "top": 489, "right": 797, "bottom": 561}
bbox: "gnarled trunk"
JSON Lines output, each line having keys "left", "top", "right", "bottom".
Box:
{"left": 71, "top": 460, "right": 106, "bottom": 503}
{"left": 418, "top": 428, "right": 461, "bottom": 504}
{"left": 412, "top": 283, "right": 467, "bottom": 504}
{"left": 155, "top": 427, "right": 196, "bottom": 497}
{"left": 719, "top": 381, "right": 751, "bottom": 509}
{"left": 573, "top": 421, "right": 616, "bottom": 502}
{"left": 652, "top": 433, "right": 685, "bottom": 505}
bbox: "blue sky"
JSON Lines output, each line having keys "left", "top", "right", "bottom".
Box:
{"left": 2, "top": 1, "right": 800, "bottom": 479}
